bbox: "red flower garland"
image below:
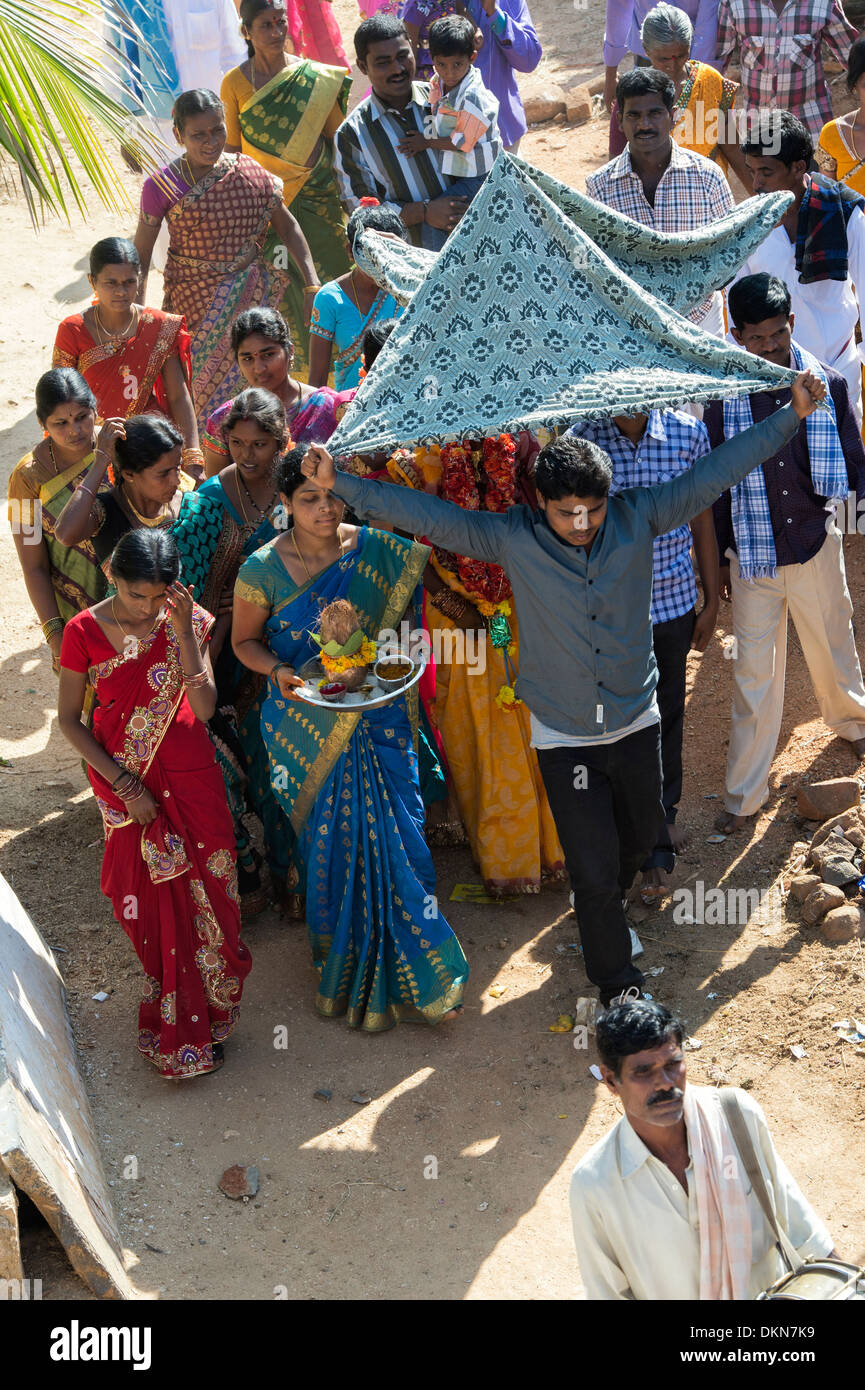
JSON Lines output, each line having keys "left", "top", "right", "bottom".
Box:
{"left": 439, "top": 436, "right": 516, "bottom": 608}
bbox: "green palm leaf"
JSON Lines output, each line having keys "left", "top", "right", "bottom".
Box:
{"left": 0, "top": 0, "right": 167, "bottom": 221}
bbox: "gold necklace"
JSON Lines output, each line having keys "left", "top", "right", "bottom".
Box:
{"left": 111, "top": 596, "right": 159, "bottom": 644}
{"left": 180, "top": 155, "right": 201, "bottom": 188}
{"left": 290, "top": 527, "right": 343, "bottom": 583}
{"left": 47, "top": 436, "right": 95, "bottom": 477}
{"left": 121, "top": 484, "right": 171, "bottom": 527}
{"left": 93, "top": 303, "right": 137, "bottom": 344}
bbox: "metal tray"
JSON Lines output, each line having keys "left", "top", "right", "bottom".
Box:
{"left": 293, "top": 655, "right": 426, "bottom": 711}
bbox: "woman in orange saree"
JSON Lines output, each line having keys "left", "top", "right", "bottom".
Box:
{"left": 222, "top": 0, "right": 352, "bottom": 379}
{"left": 53, "top": 237, "right": 200, "bottom": 466}
{"left": 58, "top": 529, "right": 251, "bottom": 1079}
{"left": 134, "top": 89, "right": 319, "bottom": 430}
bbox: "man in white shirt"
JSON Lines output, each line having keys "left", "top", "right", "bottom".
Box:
{"left": 570, "top": 999, "right": 835, "bottom": 1299}
{"left": 163, "top": 0, "right": 247, "bottom": 95}
{"left": 731, "top": 109, "right": 865, "bottom": 423}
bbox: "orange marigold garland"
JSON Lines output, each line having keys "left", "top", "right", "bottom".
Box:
{"left": 388, "top": 433, "right": 524, "bottom": 713}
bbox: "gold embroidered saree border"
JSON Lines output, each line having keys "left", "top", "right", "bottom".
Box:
{"left": 239, "top": 61, "right": 348, "bottom": 169}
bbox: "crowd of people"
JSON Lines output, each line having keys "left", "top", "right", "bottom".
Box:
{"left": 6, "top": 0, "right": 864, "bottom": 1298}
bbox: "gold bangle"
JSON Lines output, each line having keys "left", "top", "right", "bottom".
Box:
{"left": 302, "top": 283, "right": 321, "bottom": 293}
{"left": 182, "top": 447, "right": 204, "bottom": 460}
{"left": 41, "top": 616, "right": 64, "bottom": 640}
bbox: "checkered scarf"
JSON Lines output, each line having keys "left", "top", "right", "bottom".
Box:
{"left": 722, "top": 343, "right": 845, "bottom": 581}
{"left": 685, "top": 1086, "right": 752, "bottom": 1301}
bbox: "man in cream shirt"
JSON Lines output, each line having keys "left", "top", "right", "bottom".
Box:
{"left": 570, "top": 999, "right": 835, "bottom": 1299}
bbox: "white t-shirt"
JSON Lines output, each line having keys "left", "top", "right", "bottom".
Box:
{"left": 530, "top": 699, "right": 659, "bottom": 750}
{"left": 163, "top": 0, "right": 246, "bottom": 94}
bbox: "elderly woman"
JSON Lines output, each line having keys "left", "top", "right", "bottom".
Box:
{"left": 611, "top": 4, "right": 748, "bottom": 186}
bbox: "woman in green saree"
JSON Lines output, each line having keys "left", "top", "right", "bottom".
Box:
{"left": 222, "top": 0, "right": 353, "bottom": 380}
{"left": 8, "top": 370, "right": 108, "bottom": 673}
{"left": 232, "top": 450, "right": 468, "bottom": 1029}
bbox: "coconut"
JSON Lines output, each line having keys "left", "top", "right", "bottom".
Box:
{"left": 318, "top": 600, "right": 370, "bottom": 691}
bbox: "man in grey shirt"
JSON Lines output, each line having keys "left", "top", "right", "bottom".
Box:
{"left": 298, "top": 371, "right": 821, "bottom": 1005}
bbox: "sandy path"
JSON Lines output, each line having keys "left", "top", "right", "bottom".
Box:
{"left": 1, "top": 0, "right": 863, "bottom": 1301}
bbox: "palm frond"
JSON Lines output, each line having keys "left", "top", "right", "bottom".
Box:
{"left": 0, "top": 0, "right": 169, "bottom": 221}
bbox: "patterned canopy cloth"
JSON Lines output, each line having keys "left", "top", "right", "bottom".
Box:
{"left": 329, "top": 155, "right": 803, "bottom": 456}
{"left": 353, "top": 155, "right": 793, "bottom": 316}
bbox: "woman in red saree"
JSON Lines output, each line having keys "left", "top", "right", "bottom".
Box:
{"left": 58, "top": 528, "right": 251, "bottom": 1079}
{"left": 53, "top": 238, "right": 202, "bottom": 471}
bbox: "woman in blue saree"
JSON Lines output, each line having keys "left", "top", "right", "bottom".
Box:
{"left": 172, "top": 387, "right": 297, "bottom": 917}
{"left": 232, "top": 449, "right": 468, "bottom": 1029}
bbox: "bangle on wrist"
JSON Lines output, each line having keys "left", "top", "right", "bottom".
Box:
{"left": 41, "top": 616, "right": 64, "bottom": 640}
{"left": 302, "top": 283, "right": 320, "bottom": 293}
{"left": 77, "top": 482, "right": 97, "bottom": 499}
{"left": 421, "top": 199, "right": 429, "bottom": 223}
{"left": 183, "top": 668, "right": 210, "bottom": 689}
{"left": 270, "top": 661, "right": 292, "bottom": 681}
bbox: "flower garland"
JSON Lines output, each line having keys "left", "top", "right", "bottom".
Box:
{"left": 321, "top": 636, "right": 378, "bottom": 676}
{"left": 440, "top": 436, "right": 516, "bottom": 610}
{"left": 387, "top": 433, "right": 524, "bottom": 714}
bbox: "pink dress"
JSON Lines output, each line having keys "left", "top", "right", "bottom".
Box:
{"left": 358, "top": 0, "right": 400, "bottom": 13}
{"left": 285, "top": 1, "right": 350, "bottom": 67}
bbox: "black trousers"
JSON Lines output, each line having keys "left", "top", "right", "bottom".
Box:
{"left": 537, "top": 723, "right": 664, "bottom": 1002}
{"left": 644, "top": 607, "right": 696, "bottom": 872}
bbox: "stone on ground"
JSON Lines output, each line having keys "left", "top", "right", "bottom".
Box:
{"left": 819, "top": 904, "right": 865, "bottom": 943}
{"left": 801, "top": 883, "right": 846, "bottom": 925}
{"left": 797, "top": 778, "right": 860, "bottom": 821}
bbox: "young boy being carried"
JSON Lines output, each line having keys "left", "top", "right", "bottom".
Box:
{"left": 296, "top": 373, "right": 823, "bottom": 1006}
{"left": 398, "top": 14, "right": 502, "bottom": 200}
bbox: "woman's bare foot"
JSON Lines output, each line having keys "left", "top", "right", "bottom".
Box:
{"left": 441, "top": 1005, "right": 464, "bottom": 1021}
{"left": 714, "top": 809, "right": 752, "bottom": 834}
{"left": 848, "top": 736, "right": 865, "bottom": 759}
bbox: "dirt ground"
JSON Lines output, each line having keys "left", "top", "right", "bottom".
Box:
{"left": 2, "top": 0, "right": 865, "bottom": 1303}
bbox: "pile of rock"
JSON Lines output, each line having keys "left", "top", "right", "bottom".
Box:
{"left": 789, "top": 779, "right": 865, "bottom": 942}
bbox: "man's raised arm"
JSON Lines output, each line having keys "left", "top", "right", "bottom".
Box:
{"left": 303, "top": 446, "right": 507, "bottom": 565}
{"left": 645, "top": 372, "right": 824, "bottom": 539}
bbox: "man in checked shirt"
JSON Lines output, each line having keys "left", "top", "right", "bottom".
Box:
{"left": 586, "top": 66, "right": 734, "bottom": 337}
{"left": 717, "top": 0, "right": 855, "bottom": 141}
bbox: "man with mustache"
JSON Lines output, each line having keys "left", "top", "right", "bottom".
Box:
{"left": 334, "top": 14, "right": 499, "bottom": 250}
{"left": 586, "top": 66, "right": 734, "bottom": 336}
{"left": 569, "top": 999, "right": 836, "bottom": 1299}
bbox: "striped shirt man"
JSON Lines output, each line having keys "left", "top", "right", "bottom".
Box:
{"left": 334, "top": 81, "right": 454, "bottom": 250}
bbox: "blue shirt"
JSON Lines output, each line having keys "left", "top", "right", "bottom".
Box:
{"left": 570, "top": 410, "right": 709, "bottom": 624}
{"left": 333, "top": 405, "right": 799, "bottom": 739}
